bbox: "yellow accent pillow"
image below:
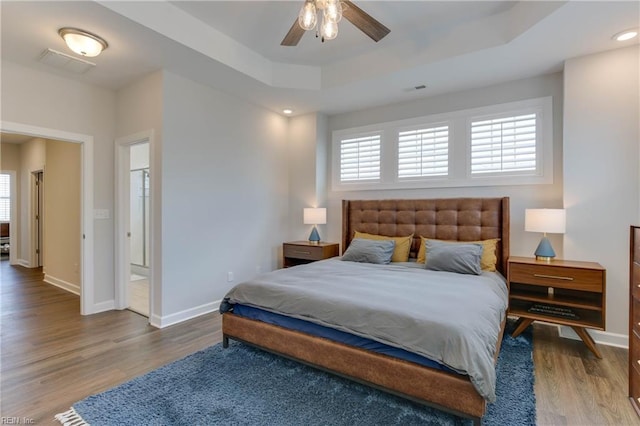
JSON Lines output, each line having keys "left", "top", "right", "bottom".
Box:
{"left": 353, "top": 231, "right": 413, "bottom": 263}
{"left": 417, "top": 237, "right": 499, "bottom": 271}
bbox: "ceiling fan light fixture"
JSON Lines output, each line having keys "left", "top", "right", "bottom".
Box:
{"left": 298, "top": 0, "right": 318, "bottom": 31}
{"left": 320, "top": 15, "right": 339, "bottom": 40}
{"left": 58, "top": 27, "right": 108, "bottom": 57}
{"left": 324, "top": 0, "right": 343, "bottom": 23}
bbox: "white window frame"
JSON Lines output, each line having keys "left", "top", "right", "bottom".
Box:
{"left": 331, "top": 96, "right": 553, "bottom": 191}
{"left": 0, "top": 174, "right": 10, "bottom": 222}
{"left": 396, "top": 122, "right": 451, "bottom": 182}
{"left": 466, "top": 98, "right": 552, "bottom": 185}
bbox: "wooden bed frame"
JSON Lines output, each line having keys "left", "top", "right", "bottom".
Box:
{"left": 222, "top": 197, "right": 510, "bottom": 424}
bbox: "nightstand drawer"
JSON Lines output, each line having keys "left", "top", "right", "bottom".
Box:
{"left": 283, "top": 244, "right": 326, "bottom": 260}
{"left": 282, "top": 242, "right": 340, "bottom": 268}
{"left": 509, "top": 263, "right": 603, "bottom": 292}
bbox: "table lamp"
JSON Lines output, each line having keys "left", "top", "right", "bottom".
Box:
{"left": 303, "top": 207, "right": 326, "bottom": 244}
{"left": 525, "top": 208, "right": 566, "bottom": 261}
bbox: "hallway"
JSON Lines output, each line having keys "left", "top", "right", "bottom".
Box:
{"left": 0, "top": 261, "right": 220, "bottom": 423}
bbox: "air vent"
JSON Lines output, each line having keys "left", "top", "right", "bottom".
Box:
{"left": 39, "top": 48, "right": 96, "bottom": 74}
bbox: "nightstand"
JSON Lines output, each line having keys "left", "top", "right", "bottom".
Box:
{"left": 283, "top": 241, "right": 340, "bottom": 268}
{"left": 508, "top": 256, "right": 606, "bottom": 358}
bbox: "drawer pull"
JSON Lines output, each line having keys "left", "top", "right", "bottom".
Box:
{"left": 533, "top": 274, "right": 574, "bottom": 281}
{"left": 291, "top": 250, "right": 311, "bottom": 255}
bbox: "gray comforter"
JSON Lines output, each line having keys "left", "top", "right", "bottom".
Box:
{"left": 220, "top": 258, "right": 508, "bottom": 401}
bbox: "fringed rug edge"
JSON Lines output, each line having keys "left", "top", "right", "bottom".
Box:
{"left": 54, "top": 407, "right": 89, "bottom": 426}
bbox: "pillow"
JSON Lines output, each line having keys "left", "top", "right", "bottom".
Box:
{"left": 417, "top": 237, "right": 499, "bottom": 271}
{"left": 341, "top": 238, "right": 396, "bottom": 264}
{"left": 353, "top": 231, "right": 413, "bottom": 262}
{"left": 424, "top": 240, "right": 483, "bottom": 275}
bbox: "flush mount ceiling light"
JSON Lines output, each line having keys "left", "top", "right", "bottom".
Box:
{"left": 283, "top": 109, "right": 293, "bottom": 115}
{"left": 58, "top": 27, "right": 108, "bottom": 57}
{"left": 613, "top": 29, "right": 638, "bottom": 41}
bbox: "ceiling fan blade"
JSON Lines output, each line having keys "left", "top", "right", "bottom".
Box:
{"left": 342, "top": 0, "right": 390, "bottom": 42}
{"left": 281, "top": 18, "right": 306, "bottom": 46}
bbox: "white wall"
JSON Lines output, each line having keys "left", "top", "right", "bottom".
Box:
{"left": 563, "top": 45, "right": 640, "bottom": 338}
{"left": 1, "top": 61, "right": 117, "bottom": 305}
{"left": 325, "top": 73, "right": 565, "bottom": 256}
{"left": 287, "top": 113, "right": 329, "bottom": 245}
{"left": 159, "top": 71, "right": 289, "bottom": 324}
{"left": 44, "top": 140, "right": 81, "bottom": 291}
{"left": 18, "top": 138, "right": 45, "bottom": 265}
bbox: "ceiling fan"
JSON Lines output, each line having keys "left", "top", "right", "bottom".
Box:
{"left": 281, "top": 0, "right": 390, "bottom": 46}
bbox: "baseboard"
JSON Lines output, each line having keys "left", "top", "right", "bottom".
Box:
{"left": 558, "top": 325, "right": 628, "bottom": 349}
{"left": 44, "top": 274, "right": 80, "bottom": 295}
{"left": 150, "top": 299, "right": 221, "bottom": 329}
{"left": 89, "top": 300, "right": 116, "bottom": 314}
{"left": 16, "top": 258, "right": 30, "bottom": 267}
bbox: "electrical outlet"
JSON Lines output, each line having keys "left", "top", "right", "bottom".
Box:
{"left": 227, "top": 272, "right": 234, "bottom": 282}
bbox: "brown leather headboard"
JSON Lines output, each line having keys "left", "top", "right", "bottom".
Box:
{"left": 342, "top": 197, "right": 510, "bottom": 274}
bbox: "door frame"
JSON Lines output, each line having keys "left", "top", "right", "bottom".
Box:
{"left": 115, "top": 130, "right": 155, "bottom": 320}
{"left": 1, "top": 120, "right": 95, "bottom": 315}
{"left": 31, "top": 170, "right": 44, "bottom": 267}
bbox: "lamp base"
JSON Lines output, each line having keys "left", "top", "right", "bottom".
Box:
{"left": 535, "top": 255, "right": 554, "bottom": 262}
{"left": 534, "top": 236, "right": 556, "bottom": 262}
{"left": 308, "top": 226, "right": 321, "bottom": 244}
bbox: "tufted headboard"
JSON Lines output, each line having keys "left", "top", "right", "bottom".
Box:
{"left": 342, "top": 197, "right": 510, "bottom": 275}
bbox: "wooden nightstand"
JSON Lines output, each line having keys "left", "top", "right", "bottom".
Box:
{"left": 283, "top": 241, "right": 340, "bottom": 268}
{"left": 508, "top": 256, "right": 606, "bottom": 358}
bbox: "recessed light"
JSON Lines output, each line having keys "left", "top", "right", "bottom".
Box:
{"left": 283, "top": 109, "right": 293, "bottom": 115}
{"left": 613, "top": 29, "right": 638, "bottom": 42}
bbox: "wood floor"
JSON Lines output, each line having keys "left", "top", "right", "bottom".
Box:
{"left": 1, "top": 261, "right": 637, "bottom": 425}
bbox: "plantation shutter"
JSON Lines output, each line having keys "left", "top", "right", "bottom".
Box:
{"left": 470, "top": 113, "right": 537, "bottom": 174}
{"left": 340, "top": 134, "right": 381, "bottom": 182}
{"left": 398, "top": 125, "right": 448, "bottom": 178}
{"left": 0, "top": 174, "right": 10, "bottom": 222}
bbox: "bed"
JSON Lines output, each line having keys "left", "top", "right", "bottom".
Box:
{"left": 221, "top": 197, "right": 510, "bottom": 424}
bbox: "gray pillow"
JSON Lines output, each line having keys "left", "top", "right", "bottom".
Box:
{"left": 424, "top": 239, "right": 483, "bottom": 275}
{"left": 342, "top": 238, "right": 396, "bottom": 264}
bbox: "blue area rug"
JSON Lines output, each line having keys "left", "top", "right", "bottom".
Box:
{"left": 60, "top": 321, "right": 535, "bottom": 425}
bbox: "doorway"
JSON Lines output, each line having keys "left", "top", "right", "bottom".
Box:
{"left": 0, "top": 122, "right": 94, "bottom": 315}
{"left": 115, "top": 130, "right": 154, "bottom": 321}
{"left": 128, "top": 143, "right": 150, "bottom": 317}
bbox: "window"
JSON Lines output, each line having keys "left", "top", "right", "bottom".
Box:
{"left": 0, "top": 174, "right": 10, "bottom": 222}
{"left": 398, "top": 125, "right": 449, "bottom": 179}
{"left": 339, "top": 133, "right": 381, "bottom": 183}
{"left": 470, "top": 113, "right": 537, "bottom": 175}
{"left": 332, "top": 96, "right": 552, "bottom": 191}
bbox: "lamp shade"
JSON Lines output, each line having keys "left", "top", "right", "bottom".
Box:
{"left": 525, "top": 209, "right": 566, "bottom": 234}
{"left": 303, "top": 208, "right": 326, "bottom": 225}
